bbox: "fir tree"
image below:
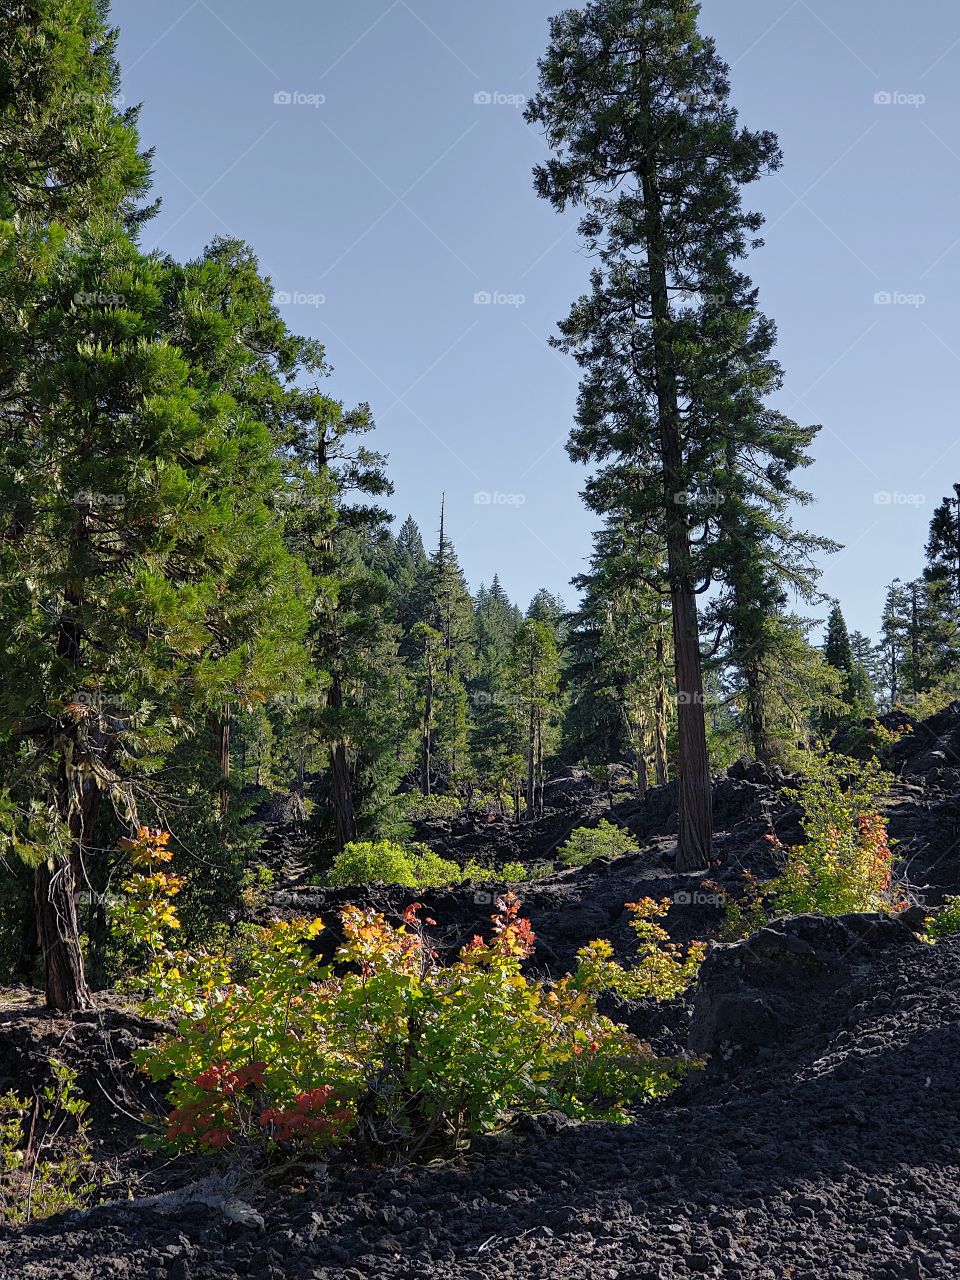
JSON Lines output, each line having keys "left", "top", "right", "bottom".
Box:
{"left": 925, "top": 483, "right": 960, "bottom": 607}
{"left": 510, "top": 619, "right": 560, "bottom": 819}
{"left": 527, "top": 0, "right": 805, "bottom": 869}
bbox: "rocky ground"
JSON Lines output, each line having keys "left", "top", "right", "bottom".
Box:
{"left": 3, "top": 708, "right": 960, "bottom": 1279}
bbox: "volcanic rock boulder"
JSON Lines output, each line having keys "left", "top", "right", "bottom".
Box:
{"left": 688, "top": 913, "right": 920, "bottom": 1072}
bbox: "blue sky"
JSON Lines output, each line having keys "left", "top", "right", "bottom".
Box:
{"left": 111, "top": 0, "right": 960, "bottom": 640}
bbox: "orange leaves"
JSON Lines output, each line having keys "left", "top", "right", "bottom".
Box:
{"left": 120, "top": 826, "right": 173, "bottom": 867}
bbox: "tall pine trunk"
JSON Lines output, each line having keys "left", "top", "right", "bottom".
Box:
{"left": 327, "top": 674, "right": 355, "bottom": 852}
{"left": 213, "top": 704, "right": 231, "bottom": 816}
{"left": 642, "top": 166, "right": 712, "bottom": 872}
{"left": 744, "top": 661, "right": 771, "bottom": 763}
{"left": 420, "top": 666, "right": 433, "bottom": 796}
{"left": 525, "top": 703, "right": 536, "bottom": 820}
{"left": 38, "top": 576, "right": 94, "bottom": 1011}
{"left": 654, "top": 623, "right": 669, "bottom": 787}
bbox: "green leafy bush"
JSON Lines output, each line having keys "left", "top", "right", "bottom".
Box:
{"left": 558, "top": 819, "right": 639, "bottom": 868}
{"left": 923, "top": 895, "right": 960, "bottom": 942}
{"left": 705, "top": 873, "right": 771, "bottom": 942}
{"left": 573, "top": 898, "right": 705, "bottom": 1001}
{"left": 462, "top": 859, "right": 553, "bottom": 884}
{"left": 0, "top": 1061, "right": 94, "bottom": 1224}
{"left": 326, "top": 840, "right": 462, "bottom": 888}
{"left": 770, "top": 754, "right": 904, "bottom": 917}
{"left": 398, "top": 791, "right": 463, "bottom": 822}
{"left": 138, "top": 898, "right": 691, "bottom": 1162}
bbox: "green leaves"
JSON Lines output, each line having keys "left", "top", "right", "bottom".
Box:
{"left": 140, "top": 899, "right": 690, "bottom": 1162}
{"left": 559, "top": 818, "right": 639, "bottom": 867}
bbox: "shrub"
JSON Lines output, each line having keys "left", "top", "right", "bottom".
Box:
{"left": 462, "top": 860, "right": 553, "bottom": 884}
{"left": 0, "top": 1061, "right": 94, "bottom": 1224}
{"left": 326, "top": 840, "right": 462, "bottom": 888}
{"left": 138, "top": 897, "right": 690, "bottom": 1162}
{"left": 770, "top": 754, "right": 904, "bottom": 917}
{"left": 923, "top": 895, "right": 960, "bottom": 943}
{"left": 558, "top": 819, "right": 639, "bottom": 868}
{"left": 112, "top": 827, "right": 184, "bottom": 956}
{"left": 705, "top": 873, "right": 771, "bottom": 942}
{"left": 573, "top": 899, "right": 706, "bottom": 1001}
{"left": 398, "top": 791, "right": 463, "bottom": 822}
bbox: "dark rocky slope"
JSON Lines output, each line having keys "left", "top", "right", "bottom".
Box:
{"left": 4, "top": 708, "right": 960, "bottom": 1279}
{"left": 4, "top": 921, "right": 959, "bottom": 1280}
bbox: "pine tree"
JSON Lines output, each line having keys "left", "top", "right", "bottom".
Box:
{"left": 424, "top": 500, "right": 474, "bottom": 785}
{"left": 0, "top": 17, "right": 319, "bottom": 1006}
{"left": 925, "top": 484, "right": 960, "bottom": 607}
{"left": 708, "top": 426, "right": 836, "bottom": 762}
{"left": 880, "top": 581, "right": 912, "bottom": 708}
{"left": 526, "top": 588, "right": 567, "bottom": 641}
{"left": 471, "top": 576, "right": 524, "bottom": 807}
{"left": 0, "top": 3, "right": 154, "bottom": 1009}
{"left": 824, "top": 605, "right": 854, "bottom": 677}
{"left": 527, "top": 0, "right": 803, "bottom": 869}
{"left": 509, "top": 619, "right": 560, "bottom": 819}
{"left": 277, "top": 378, "right": 398, "bottom": 854}
{"left": 563, "top": 519, "right": 672, "bottom": 791}
{"left": 389, "top": 515, "right": 432, "bottom": 641}
{"left": 818, "top": 604, "right": 857, "bottom": 731}
{"left": 0, "top": 236, "right": 311, "bottom": 1010}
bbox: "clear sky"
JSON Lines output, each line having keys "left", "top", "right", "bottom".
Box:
{"left": 110, "top": 0, "right": 960, "bottom": 640}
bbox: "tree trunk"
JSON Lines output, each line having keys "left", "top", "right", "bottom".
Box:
{"left": 41, "top": 567, "right": 95, "bottom": 1010}
{"left": 209, "top": 705, "right": 231, "bottom": 816}
{"left": 35, "top": 854, "right": 92, "bottom": 1011}
{"left": 327, "top": 674, "right": 355, "bottom": 852}
{"left": 654, "top": 611, "right": 669, "bottom": 787}
{"left": 744, "top": 660, "right": 771, "bottom": 763}
{"left": 420, "top": 669, "right": 433, "bottom": 796}
{"left": 642, "top": 164, "right": 712, "bottom": 872}
{"left": 40, "top": 752, "right": 101, "bottom": 1013}
{"left": 525, "top": 704, "right": 536, "bottom": 820}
